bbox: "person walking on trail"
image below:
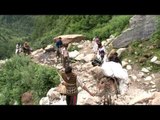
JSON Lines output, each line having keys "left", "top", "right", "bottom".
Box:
{"left": 61, "top": 44, "right": 69, "bottom": 68}
{"left": 92, "top": 36, "right": 100, "bottom": 53}
{"left": 60, "top": 66, "right": 95, "bottom": 105}
{"left": 97, "top": 42, "right": 106, "bottom": 63}
{"left": 55, "top": 37, "right": 63, "bottom": 63}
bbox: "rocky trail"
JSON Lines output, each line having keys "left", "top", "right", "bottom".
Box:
{"left": 30, "top": 39, "right": 160, "bottom": 105}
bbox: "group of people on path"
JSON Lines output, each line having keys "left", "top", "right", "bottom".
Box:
{"left": 92, "top": 36, "right": 130, "bottom": 97}
{"left": 92, "top": 36, "right": 121, "bottom": 66}
{"left": 15, "top": 42, "right": 32, "bottom": 55}
{"left": 56, "top": 36, "right": 127, "bottom": 105}
{"left": 54, "top": 37, "right": 70, "bottom": 68}
{"left": 54, "top": 37, "right": 96, "bottom": 105}
{"left": 18, "top": 36, "right": 126, "bottom": 105}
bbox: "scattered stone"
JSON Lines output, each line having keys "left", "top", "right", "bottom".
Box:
{"left": 151, "top": 56, "right": 158, "bottom": 62}
{"left": 150, "top": 89, "right": 157, "bottom": 92}
{"left": 129, "top": 75, "right": 137, "bottom": 81}
{"left": 128, "top": 60, "right": 131, "bottom": 63}
{"left": 141, "top": 68, "right": 149, "bottom": 73}
{"left": 138, "top": 72, "right": 145, "bottom": 78}
{"left": 129, "top": 92, "right": 153, "bottom": 105}
{"left": 144, "top": 76, "right": 152, "bottom": 81}
{"left": 116, "top": 48, "right": 127, "bottom": 57}
{"left": 150, "top": 81, "right": 155, "bottom": 85}
{"left": 122, "top": 61, "right": 128, "bottom": 67}
{"left": 151, "top": 74, "right": 155, "bottom": 79}
{"left": 152, "top": 85, "right": 156, "bottom": 88}
{"left": 126, "top": 65, "right": 132, "bottom": 70}
{"left": 154, "top": 61, "right": 160, "bottom": 65}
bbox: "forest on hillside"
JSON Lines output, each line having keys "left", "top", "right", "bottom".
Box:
{"left": 0, "top": 15, "right": 132, "bottom": 59}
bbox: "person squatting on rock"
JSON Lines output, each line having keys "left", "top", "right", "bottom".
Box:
{"left": 23, "top": 42, "right": 31, "bottom": 55}
{"left": 61, "top": 66, "right": 95, "bottom": 105}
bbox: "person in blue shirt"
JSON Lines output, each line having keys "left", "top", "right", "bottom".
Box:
{"left": 56, "top": 37, "right": 63, "bottom": 49}
{"left": 55, "top": 37, "right": 63, "bottom": 63}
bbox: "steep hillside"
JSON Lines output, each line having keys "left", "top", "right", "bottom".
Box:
{"left": 1, "top": 15, "right": 160, "bottom": 105}
{"left": 31, "top": 15, "right": 131, "bottom": 49}
{"left": 0, "top": 15, "right": 131, "bottom": 59}
{"left": 0, "top": 15, "right": 35, "bottom": 36}
{"left": 0, "top": 15, "right": 36, "bottom": 59}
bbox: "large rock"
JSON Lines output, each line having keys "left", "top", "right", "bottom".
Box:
{"left": 75, "top": 54, "right": 85, "bottom": 61}
{"left": 81, "top": 62, "right": 93, "bottom": 71}
{"left": 0, "top": 60, "right": 6, "bottom": 65}
{"left": 129, "top": 92, "right": 153, "bottom": 105}
{"left": 47, "top": 88, "right": 61, "bottom": 101}
{"left": 39, "top": 97, "right": 50, "bottom": 105}
{"left": 69, "top": 50, "right": 79, "bottom": 58}
{"left": 21, "top": 92, "right": 33, "bottom": 105}
{"left": 54, "top": 34, "right": 85, "bottom": 44}
{"left": 31, "top": 48, "right": 44, "bottom": 56}
{"left": 89, "top": 66, "right": 104, "bottom": 80}
{"left": 112, "top": 15, "right": 158, "bottom": 48}
{"left": 149, "top": 92, "right": 160, "bottom": 105}
{"left": 83, "top": 54, "right": 96, "bottom": 62}
{"left": 116, "top": 48, "right": 127, "bottom": 57}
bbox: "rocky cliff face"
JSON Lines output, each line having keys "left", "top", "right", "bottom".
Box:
{"left": 112, "top": 15, "right": 158, "bottom": 48}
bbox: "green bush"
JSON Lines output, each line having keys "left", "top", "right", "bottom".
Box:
{"left": 0, "top": 55, "right": 60, "bottom": 105}
{"left": 68, "top": 44, "right": 80, "bottom": 52}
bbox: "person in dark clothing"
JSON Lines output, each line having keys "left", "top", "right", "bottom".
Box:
{"left": 23, "top": 42, "right": 31, "bottom": 55}
{"left": 55, "top": 37, "right": 63, "bottom": 63}
{"left": 56, "top": 37, "right": 63, "bottom": 49}
{"left": 108, "top": 51, "right": 121, "bottom": 64}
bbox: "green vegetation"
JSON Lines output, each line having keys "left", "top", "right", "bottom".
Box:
{"left": 0, "top": 15, "right": 131, "bottom": 59}
{"left": 0, "top": 55, "right": 60, "bottom": 105}
{"left": 0, "top": 15, "right": 132, "bottom": 105}
{"left": 121, "top": 16, "right": 160, "bottom": 72}
{"left": 32, "top": 15, "right": 131, "bottom": 49}
{"left": 68, "top": 44, "right": 80, "bottom": 52}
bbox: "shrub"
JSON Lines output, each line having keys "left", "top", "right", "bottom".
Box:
{"left": 0, "top": 55, "right": 60, "bottom": 105}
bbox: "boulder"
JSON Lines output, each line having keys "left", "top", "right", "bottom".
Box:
{"left": 69, "top": 50, "right": 79, "bottom": 58}
{"left": 83, "top": 54, "right": 96, "bottom": 62}
{"left": 116, "top": 48, "right": 127, "bottom": 57}
{"left": 54, "top": 34, "right": 85, "bottom": 44}
{"left": 151, "top": 56, "right": 158, "bottom": 62}
{"left": 39, "top": 97, "right": 50, "bottom": 105}
{"left": 75, "top": 54, "right": 85, "bottom": 61}
{"left": 21, "top": 91, "right": 33, "bottom": 105}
